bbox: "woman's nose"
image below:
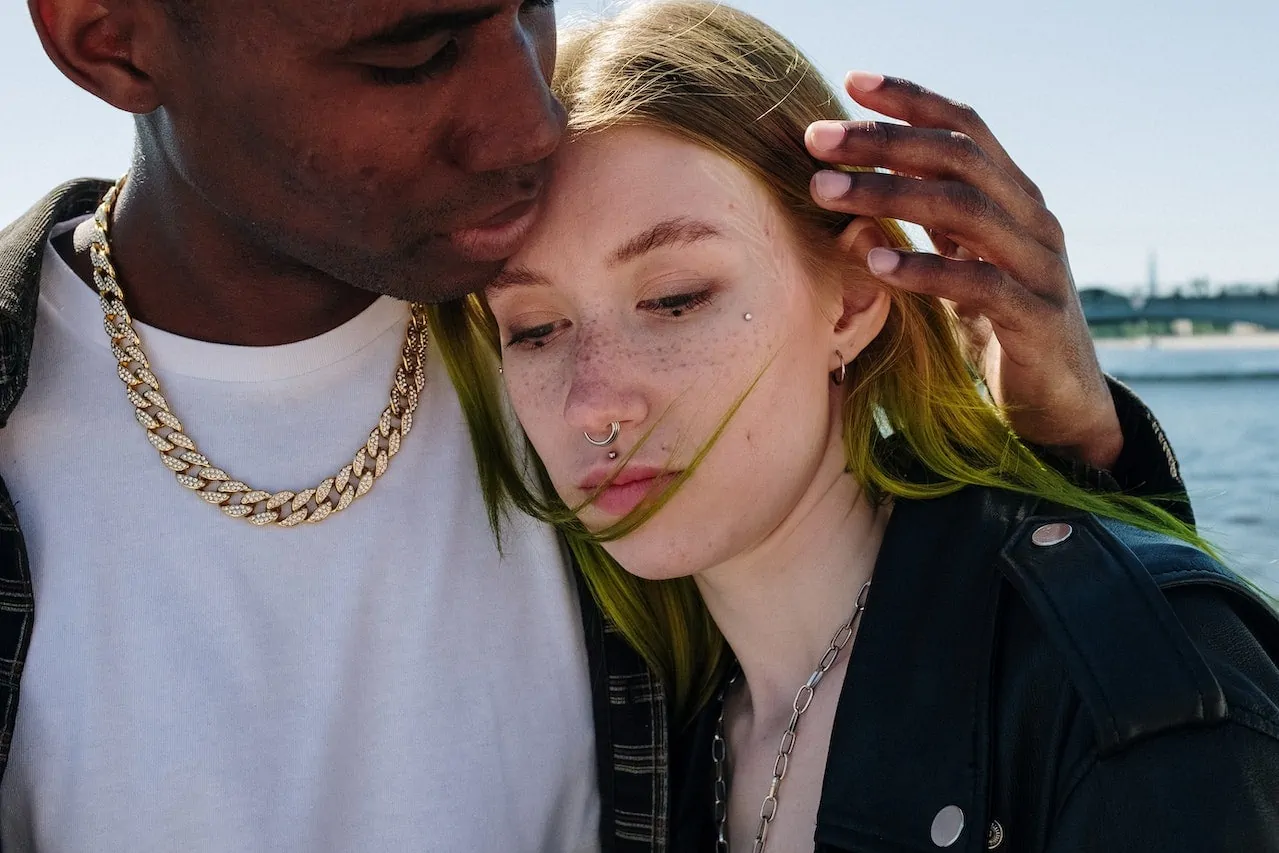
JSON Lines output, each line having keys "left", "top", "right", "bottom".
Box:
{"left": 562, "top": 342, "right": 648, "bottom": 441}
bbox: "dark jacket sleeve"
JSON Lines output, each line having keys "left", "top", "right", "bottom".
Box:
{"left": 1026, "top": 376, "right": 1195, "bottom": 526}
{"left": 1045, "top": 719, "right": 1279, "bottom": 852}
{"left": 1106, "top": 377, "right": 1193, "bottom": 522}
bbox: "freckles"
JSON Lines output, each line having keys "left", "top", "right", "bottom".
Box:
{"left": 522, "top": 369, "right": 563, "bottom": 402}
{"left": 572, "top": 340, "right": 611, "bottom": 386}
{"left": 507, "top": 365, "right": 563, "bottom": 415}
{"left": 646, "top": 339, "right": 701, "bottom": 373}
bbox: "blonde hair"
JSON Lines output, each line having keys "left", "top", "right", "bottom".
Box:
{"left": 427, "top": 0, "right": 1204, "bottom": 720}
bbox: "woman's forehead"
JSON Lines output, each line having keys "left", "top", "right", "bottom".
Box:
{"left": 530, "top": 127, "right": 787, "bottom": 252}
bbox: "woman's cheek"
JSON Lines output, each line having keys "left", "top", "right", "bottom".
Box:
{"left": 508, "top": 367, "right": 561, "bottom": 449}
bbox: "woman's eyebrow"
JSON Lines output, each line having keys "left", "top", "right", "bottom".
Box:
{"left": 487, "top": 265, "right": 551, "bottom": 294}
{"left": 607, "top": 217, "right": 723, "bottom": 267}
{"left": 487, "top": 217, "right": 724, "bottom": 295}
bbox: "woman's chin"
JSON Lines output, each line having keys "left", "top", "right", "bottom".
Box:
{"left": 599, "top": 537, "right": 704, "bottom": 583}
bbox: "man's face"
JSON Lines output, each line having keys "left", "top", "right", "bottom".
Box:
{"left": 145, "top": 0, "right": 565, "bottom": 302}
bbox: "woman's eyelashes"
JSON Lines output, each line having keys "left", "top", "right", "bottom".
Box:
{"left": 636, "top": 287, "right": 717, "bottom": 318}
{"left": 505, "top": 318, "right": 570, "bottom": 350}
{"left": 501, "top": 285, "right": 719, "bottom": 350}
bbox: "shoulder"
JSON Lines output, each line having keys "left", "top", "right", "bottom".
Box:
{"left": 0, "top": 179, "right": 110, "bottom": 256}
{"left": 0, "top": 178, "right": 111, "bottom": 296}
{"left": 0, "top": 179, "right": 112, "bottom": 425}
{"left": 981, "top": 496, "right": 1279, "bottom": 847}
{"left": 988, "top": 492, "right": 1279, "bottom": 753}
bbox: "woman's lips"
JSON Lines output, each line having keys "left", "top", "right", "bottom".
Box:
{"left": 589, "top": 472, "right": 677, "bottom": 517}
{"left": 446, "top": 198, "right": 541, "bottom": 262}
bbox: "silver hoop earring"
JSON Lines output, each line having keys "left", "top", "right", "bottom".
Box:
{"left": 585, "top": 422, "right": 621, "bottom": 447}
{"left": 832, "top": 350, "right": 847, "bottom": 386}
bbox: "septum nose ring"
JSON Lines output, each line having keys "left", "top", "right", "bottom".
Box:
{"left": 584, "top": 421, "right": 621, "bottom": 447}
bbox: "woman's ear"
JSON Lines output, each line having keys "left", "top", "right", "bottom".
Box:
{"left": 30, "top": 0, "right": 164, "bottom": 114}
{"left": 835, "top": 215, "right": 892, "bottom": 258}
{"left": 828, "top": 217, "right": 893, "bottom": 366}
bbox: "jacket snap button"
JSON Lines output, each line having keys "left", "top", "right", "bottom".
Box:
{"left": 930, "top": 805, "right": 965, "bottom": 847}
{"left": 1031, "top": 522, "right": 1073, "bottom": 547}
{"left": 987, "top": 819, "right": 1005, "bottom": 849}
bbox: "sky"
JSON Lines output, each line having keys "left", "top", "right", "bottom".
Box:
{"left": 2, "top": 0, "right": 1275, "bottom": 293}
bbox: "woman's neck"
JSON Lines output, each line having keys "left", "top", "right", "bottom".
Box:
{"left": 693, "top": 438, "right": 889, "bottom": 725}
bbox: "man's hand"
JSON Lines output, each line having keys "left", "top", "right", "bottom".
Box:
{"left": 806, "top": 71, "right": 1123, "bottom": 470}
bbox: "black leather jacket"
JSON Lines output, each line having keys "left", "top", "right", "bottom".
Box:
{"left": 671, "top": 488, "right": 1279, "bottom": 852}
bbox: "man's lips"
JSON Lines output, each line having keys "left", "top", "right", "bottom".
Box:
{"left": 446, "top": 197, "right": 541, "bottom": 263}
{"left": 579, "top": 465, "right": 679, "bottom": 517}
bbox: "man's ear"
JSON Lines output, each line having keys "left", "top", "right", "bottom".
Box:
{"left": 829, "top": 217, "right": 893, "bottom": 366}
{"left": 29, "top": 0, "right": 163, "bottom": 114}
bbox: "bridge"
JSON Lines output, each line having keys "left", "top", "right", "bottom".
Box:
{"left": 1081, "top": 288, "right": 1279, "bottom": 329}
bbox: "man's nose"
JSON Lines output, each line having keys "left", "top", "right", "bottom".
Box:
{"left": 448, "top": 23, "right": 567, "bottom": 175}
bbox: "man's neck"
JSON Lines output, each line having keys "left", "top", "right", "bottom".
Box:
{"left": 692, "top": 439, "right": 889, "bottom": 728}
{"left": 57, "top": 165, "right": 378, "bottom": 347}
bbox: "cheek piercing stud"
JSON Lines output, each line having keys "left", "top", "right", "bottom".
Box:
{"left": 743, "top": 313, "right": 753, "bottom": 321}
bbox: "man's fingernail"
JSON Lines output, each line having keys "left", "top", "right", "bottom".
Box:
{"left": 808, "top": 121, "right": 846, "bottom": 151}
{"left": 847, "top": 71, "right": 885, "bottom": 92}
{"left": 813, "top": 170, "right": 852, "bottom": 200}
{"left": 867, "top": 247, "right": 900, "bottom": 276}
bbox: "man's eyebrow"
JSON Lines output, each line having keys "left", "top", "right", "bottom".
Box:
{"left": 343, "top": 4, "right": 503, "bottom": 50}
{"left": 487, "top": 265, "right": 553, "bottom": 294}
{"left": 607, "top": 217, "right": 723, "bottom": 267}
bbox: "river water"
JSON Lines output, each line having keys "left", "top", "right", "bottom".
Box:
{"left": 1124, "top": 377, "right": 1279, "bottom": 595}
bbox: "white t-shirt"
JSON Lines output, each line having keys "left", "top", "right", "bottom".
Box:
{"left": 0, "top": 218, "right": 600, "bottom": 853}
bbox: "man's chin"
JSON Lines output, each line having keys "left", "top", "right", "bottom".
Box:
{"left": 413, "top": 259, "right": 506, "bottom": 304}
{"left": 358, "top": 254, "right": 506, "bottom": 304}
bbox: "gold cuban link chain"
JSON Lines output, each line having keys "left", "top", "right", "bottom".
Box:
{"left": 88, "top": 179, "right": 429, "bottom": 527}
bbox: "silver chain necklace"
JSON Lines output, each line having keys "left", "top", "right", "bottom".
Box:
{"left": 712, "top": 581, "right": 871, "bottom": 853}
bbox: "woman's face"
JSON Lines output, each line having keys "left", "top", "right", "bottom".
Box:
{"left": 487, "top": 126, "right": 886, "bottom": 579}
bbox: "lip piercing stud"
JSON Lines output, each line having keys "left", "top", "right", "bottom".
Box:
{"left": 585, "top": 421, "right": 621, "bottom": 447}
{"left": 608, "top": 451, "right": 618, "bottom": 460}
